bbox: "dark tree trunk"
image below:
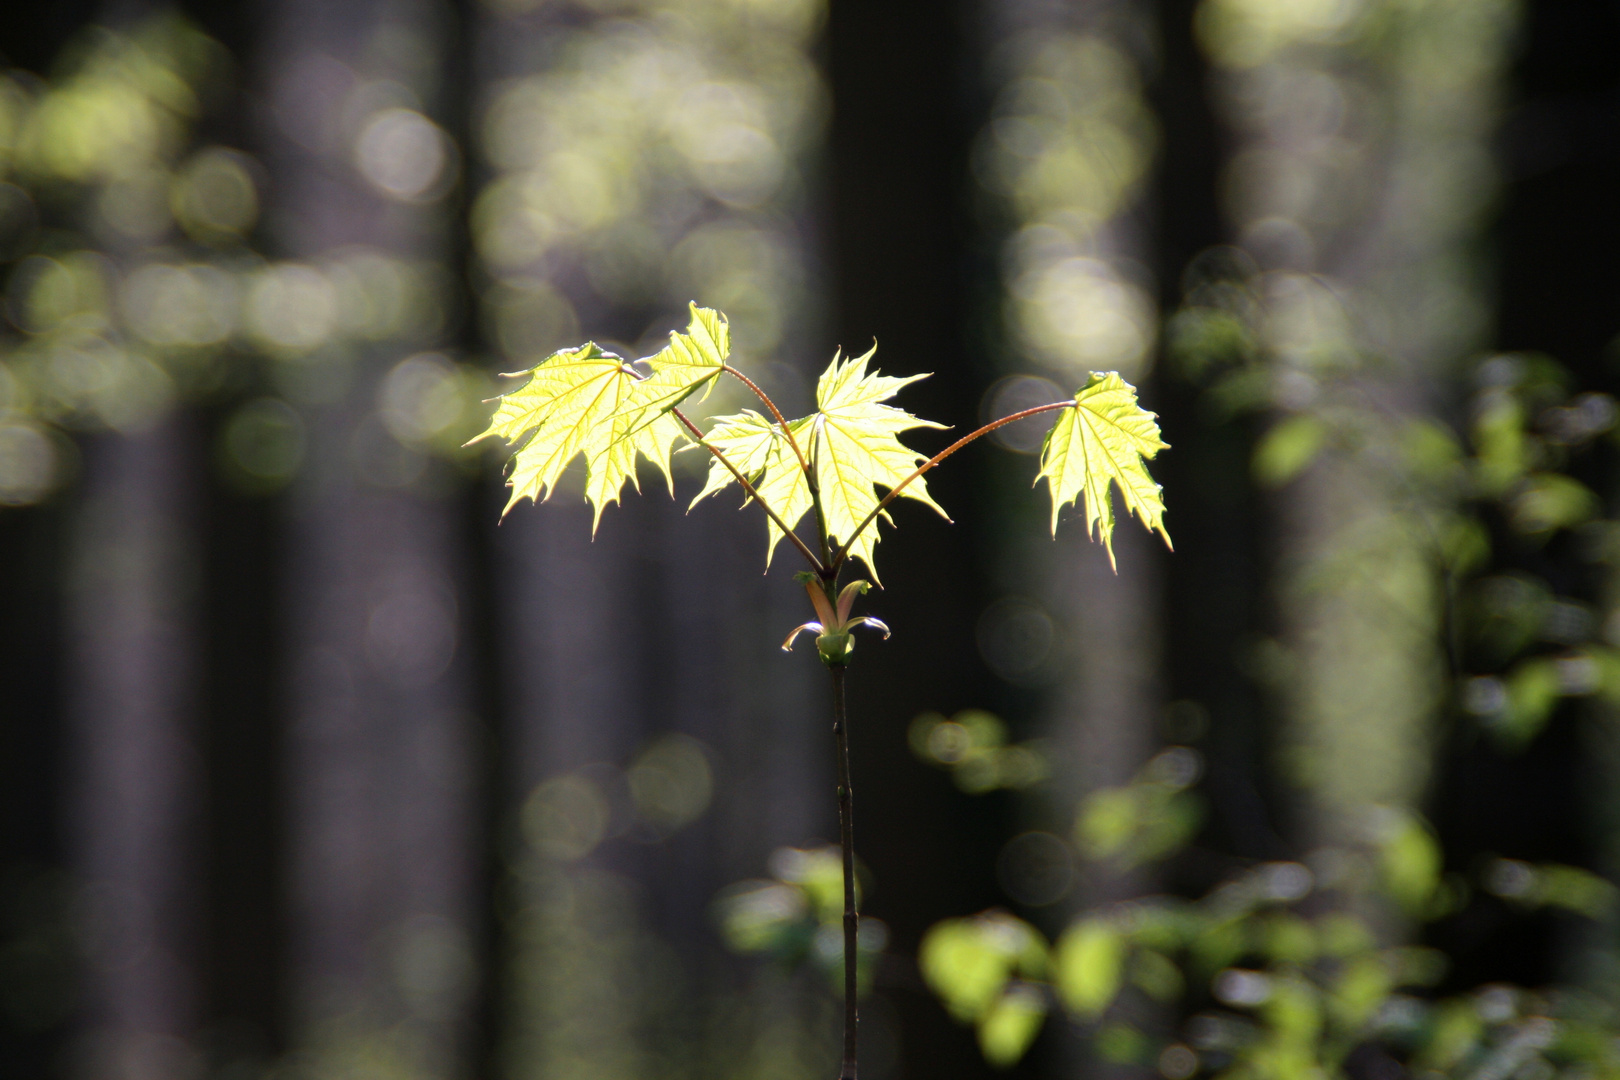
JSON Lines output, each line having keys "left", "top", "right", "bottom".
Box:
{"left": 253, "top": 0, "right": 481, "bottom": 1069}
{"left": 826, "top": 1, "right": 1008, "bottom": 1077}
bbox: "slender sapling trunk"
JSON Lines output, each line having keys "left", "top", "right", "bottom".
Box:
{"left": 478, "top": 308, "right": 1169, "bottom": 1080}
{"left": 830, "top": 662, "right": 859, "bottom": 1079}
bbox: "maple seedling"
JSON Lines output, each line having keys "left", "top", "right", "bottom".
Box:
{"left": 472, "top": 303, "right": 1171, "bottom": 1079}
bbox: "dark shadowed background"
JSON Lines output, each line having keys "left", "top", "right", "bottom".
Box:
{"left": 4, "top": 0, "right": 1620, "bottom": 1078}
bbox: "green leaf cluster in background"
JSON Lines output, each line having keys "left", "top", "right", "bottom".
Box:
{"left": 1169, "top": 249, "right": 1620, "bottom": 759}
{"left": 713, "top": 845, "right": 887, "bottom": 996}
{"left": 916, "top": 813, "right": 1620, "bottom": 1076}
{"left": 920, "top": 911, "right": 1050, "bottom": 1066}
{"left": 894, "top": 278, "right": 1620, "bottom": 1074}
{"left": 0, "top": 14, "right": 489, "bottom": 505}
{"left": 908, "top": 709, "right": 1049, "bottom": 794}
{"left": 1074, "top": 748, "right": 1205, "bottom": 868}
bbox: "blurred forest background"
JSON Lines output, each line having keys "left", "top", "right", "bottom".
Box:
{"left": 3, "top": 0, "right": 1620, "bottom": 1078}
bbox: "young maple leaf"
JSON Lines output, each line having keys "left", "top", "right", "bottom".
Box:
{"left": 688, "top": 409, "right": 816, "bottom": 567}
{"left": 471, "top": 303, "right": 728, "bottom": 529}
{"left": 811, "top": 345, "right": 949, "bottom": 582}
{"left": 1038, "top": 372, "right": 1171, "bottom": 568}
{"left": 695, "top": 345, "right": 947, "bottom": 582}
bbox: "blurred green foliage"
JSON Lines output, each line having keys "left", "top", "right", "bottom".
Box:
{"left": 714, "top": 845, "right": 887, "bottom": 997}
{"left": 0, "top": 13, "right": 492, "bottom": 507}
{"left": 920, "top": 911, "right": 1049, "bottom": 1066}
{"left": 909, "top": 709, "right": 1050, "bottom": 794}
{"left": 472, "top": 0, "right": 825, "bottom": 437}
{"left": 920, "top": 810, "right": 1620, "bottom": 1077}
{"left": 1074, "top": 748, "right": 1205, "bottom": 869}
{"left": 910, "top": 275, "right": 1620, "bottom": 1073}
{"left": 1170, "top": 243, "right": 1620, "bottom": 754}
{"left": 976, "top": 28, "right": 1158, "bottom": 384}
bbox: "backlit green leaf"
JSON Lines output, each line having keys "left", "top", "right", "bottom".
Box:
{"left": 689, "top": 409, "right": 815, "bottom": 567}
{"left": 1253, "top": 414, "right": 1326, "bottom": 487}
{"left": 1375, "top": 810, "right": 1441, "bottom": 916}
{"left": 920, "top": 912, "right": 1049, "bottom": 1024}
{"left": 811, "top": 345, "right": 948, "bottom": 582}
{"left": 694, "top": 343, "right": 947, "bottom": 580}
{"left": 1038, "top": 372, "right": 1171, "bottom": 568}
{"left": 1055, "top": 918, "right": 1125, "bottom": 1018}
{"left": 920, "top": 919, "right": 1014, "bottom": 1023}
{"left": 1495, "top": 657, "right": 1561, "bottom": 752}
{"left": 635, "top": 303, "right": 731, "bottom": 416}
{"left": 977, "top": 986, "right": 1047, "bottom": 1068}
{"left": 1508, "top": 472, "right": 1599, "bottom": 535}
{"left": 473, "top": 303, "right": 728, "bottom": 529}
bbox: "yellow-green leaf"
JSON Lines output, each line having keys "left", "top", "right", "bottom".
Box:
{"left": 977, "top": 986, "right": 1047, "bottom": 1068}
{"left": 1252, "top": 414, "right": 1326, "bottom": 487}
{"left": 1055, "top": 918, "right": 1125, "bottom": 1018}
{"left": 811, "top": 345, "right": 948, "bottom": 582}
{"left": 472, "top": 303, "right": 728, "bottom": 529}
{"left": 634, "top": 303, "right": 731, "bottom": 417}
{"left": 692, "top": 344, "right": 946, "bottom": 579}
{"left": 689, "top": 409, "right": 815, "bottom": 567}
{"left": 1374, "top": 809, "right": 1442, "bottom": 916}
{"left": 919, "top": 919, "right": 1014, "bottom": 1023}
{"left": 1038, "top": 372, "right": 1171, "bottom": 568}
{"left": 919, "top": 912, "right": 1048, "bottom": 1024}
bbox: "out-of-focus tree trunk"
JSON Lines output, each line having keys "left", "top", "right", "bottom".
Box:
{"left": 466, "top": 3, "right": 833, "bottom": 1075}
{"left": 67, "top": 423, "right": 204, "bottom": 1079}
{"left": 255, "top": 1, "right": 480, "bottom": 1073}
{"left": 971, "top": 0, "right": 1164, "bottom": 1073}
{"left": 974, "top": 0, "right": 1163, "bottom": 895}
{"left": 60, "top": 13, "right": 222, "bottom": 1066}
{"left": 823, "top": 0, "right": 1003, "bottom": 1073}
{"left": 1488, "top": 0, "right": 1620, "bottom": 1001}
{"left": 1197, "top": 0, "right": 1517, "bottom": 898}
{"left": 0, "top": 501, "right": 73, "bottom": 1075}
{"left": 1151, "top": 0, "right": 1280, "bottom": 873}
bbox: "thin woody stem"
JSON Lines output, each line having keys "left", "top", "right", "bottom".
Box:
{"left": 716, "top": 365, "right": 834, "bottom": 575}
{"left": 672, "top": 407, "right": 825, "bottom": 574}
{"left": 829, "top": 400, "right": 1075, "bottom": 574}
{"left": 722, "top": 364, "right": 812, "bottom": 479}
{"left": 831, "top": 663, "right": 859, "bottom": 1080}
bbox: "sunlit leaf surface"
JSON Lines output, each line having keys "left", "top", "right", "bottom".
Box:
{"left": 810, "top": 346, "right": 948, "bottom": 581}
{"left": 1038, "top": 371, "right": 1171, "bottom": 567}
{"left": 689, "top": 409, "right": 814, "bottom": 567}
{"left": 692, "top": 344, "right": 946, "bottom": 580}
{"left": 475, "top": 303, "right": 727, "bottom": 528}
